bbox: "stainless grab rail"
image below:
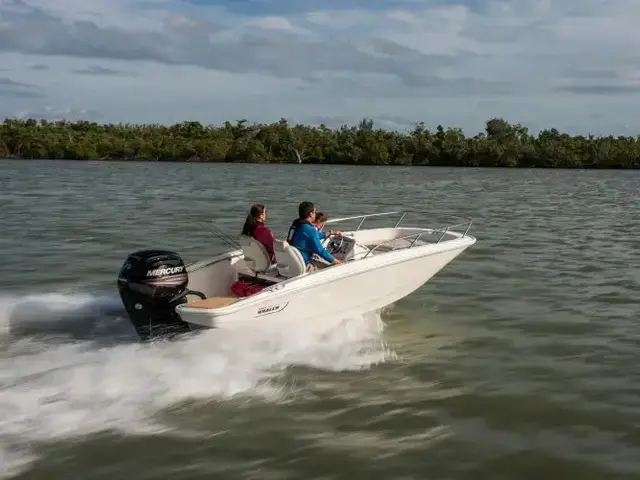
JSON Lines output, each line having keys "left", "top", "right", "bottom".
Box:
{"left": 326, "top": 211, "right": 402, "bottom": 231}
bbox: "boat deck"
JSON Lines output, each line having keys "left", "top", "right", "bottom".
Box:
{"left": 187, "top": 296, "right": 239, "bottom": 309}
{"left": 362, "top": 238, "right": 429, "bottom": 254}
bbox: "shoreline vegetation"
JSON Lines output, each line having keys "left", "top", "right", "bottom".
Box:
{"left": 1, "top": 117, "right": 638, "bottom": 168}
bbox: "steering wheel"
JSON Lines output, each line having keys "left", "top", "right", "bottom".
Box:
{"left": 326, "top": 234, "right": 344, "bottom": 255}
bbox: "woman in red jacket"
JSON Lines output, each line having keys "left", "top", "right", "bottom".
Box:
{"left": 241, "top": 204, "right": 275, "bottom": 262}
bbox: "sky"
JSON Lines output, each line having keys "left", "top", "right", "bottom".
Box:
{"left": 1, "top": 0, "right": 640, "bottom": 135}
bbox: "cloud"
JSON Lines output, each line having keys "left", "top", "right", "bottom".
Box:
{"left": 556, "top": 85, "right": 640, "bottom": 95}
{"left": 71, "top": 66, "right": 128, "bottom": 75}
{"left": 0, "top": 77, "right": 31, "bottom": 87}
{"left": 0, "top": 0, "right": 640, "bottom": 135}
{"left": 0, "top": 89, "right": 43, "bottom": 98}
{"left": 0, "top": 75, "right": 43, "bottom": 98}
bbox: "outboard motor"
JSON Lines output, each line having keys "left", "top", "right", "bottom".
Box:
{"left": 117, "top": 249, "right": 201, "bottom": 341}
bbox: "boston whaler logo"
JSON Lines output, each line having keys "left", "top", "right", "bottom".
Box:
{"left": 146, "top": 266, "right": 185, "bottom": 277}
{"left": 255, "top": 301, "right": 289, "bottom": 317}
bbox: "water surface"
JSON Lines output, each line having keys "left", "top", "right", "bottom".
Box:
{"left": 0, "top": 160, "right": 638, "bottom": 479}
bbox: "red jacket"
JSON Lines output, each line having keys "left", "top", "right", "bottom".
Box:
{"left": 253, "top": 223, "right": 275, "bottom": 262}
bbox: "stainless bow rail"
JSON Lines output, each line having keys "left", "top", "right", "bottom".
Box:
{"left": 362, "top": 221, "right": 473, "bottom": 259}
{"left": 326, "top": 211, "right": 473, "bottom": 260}
{"left": 326, "top": 210, "right": 472, "bottom": 236}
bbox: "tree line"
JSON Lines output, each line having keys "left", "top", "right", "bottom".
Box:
{"left": 1, "top": 117, "right": 638, "bottom": 168}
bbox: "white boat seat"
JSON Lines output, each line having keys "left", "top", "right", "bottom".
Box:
{"left": 274, "top": 240, "right": 307, "bottom": 278}
{"left": 239, "top": 235, "right": 272, "bottom": 274}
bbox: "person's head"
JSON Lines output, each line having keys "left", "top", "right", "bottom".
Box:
{"left": 250, "top": 204, "right": 267, "bottom": 222}
{"left": 314, "top": 211, "right": 328, "bottom": 228}
{"left": 241, "top": 204, "right": 266, "bottom": 236}
{"left": 298, "top": 201, "right": 316, "bottom": 222}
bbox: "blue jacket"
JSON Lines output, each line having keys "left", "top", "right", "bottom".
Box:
{"left": 287, "top": 220, "right": 335, "bottom": 265}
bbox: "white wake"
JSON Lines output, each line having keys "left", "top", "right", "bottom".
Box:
{"left": 0, "top": 291, "right": 393, "bottom": 478}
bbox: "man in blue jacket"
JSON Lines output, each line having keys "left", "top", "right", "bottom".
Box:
{"left": 287, "top": 201, "right": 343, "bottom": 269}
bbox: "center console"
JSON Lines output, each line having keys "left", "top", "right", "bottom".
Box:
{"left": 323, "top": 234, "right": 369, "bottom": 263}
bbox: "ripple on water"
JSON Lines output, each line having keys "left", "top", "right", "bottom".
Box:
{"left": 0, "top": 162, "right": 639, "bottom": 479}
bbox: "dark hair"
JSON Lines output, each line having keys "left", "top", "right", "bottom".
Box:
{"left": 315, "top": 212, "right": 328, "bottom": 223}
{"left": 298, "top": 201, "right": 315, "bottom": 220}
{"left": 241, "top": 204, "right": 266, "bottom": 236}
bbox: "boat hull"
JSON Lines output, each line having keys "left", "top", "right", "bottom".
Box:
{"left": 176, "top": 235, "right": 475, "bottom": 330}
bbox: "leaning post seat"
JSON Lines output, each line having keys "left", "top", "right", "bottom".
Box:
{"left": 238, "top": 235, "right": 272, "bottom": 275}
{"left": 274, "top": 240, "right": 307, "bottom": 278}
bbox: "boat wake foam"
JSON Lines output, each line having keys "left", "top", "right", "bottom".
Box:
{"left": 0, "top": 291, "right": 394, "bottom": 478}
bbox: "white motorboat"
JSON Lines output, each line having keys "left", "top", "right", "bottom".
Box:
{"left": 116, "top": 212, "right": 476, "bottom": 341}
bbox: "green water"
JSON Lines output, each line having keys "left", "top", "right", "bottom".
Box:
{"left": 0, "top": 160, "right": 638, "bottom": 479}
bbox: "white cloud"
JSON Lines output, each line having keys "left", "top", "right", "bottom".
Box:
{"left": 247, "top": 15, "right": 298, "bottom": 32}
{"left": 1, "top": 0, "right": 640, "bottom": 135}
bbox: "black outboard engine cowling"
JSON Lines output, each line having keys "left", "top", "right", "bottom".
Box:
{"left": 117, "top": 249, "right": 193, "bottom": 341}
